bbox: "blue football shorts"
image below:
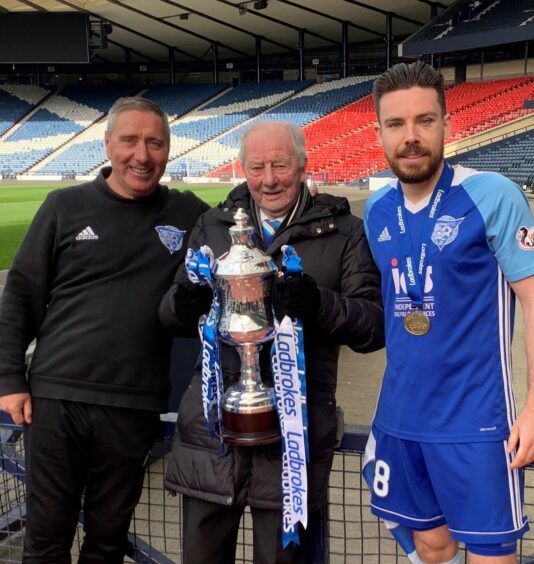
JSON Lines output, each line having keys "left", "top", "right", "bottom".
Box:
{"left": 366, "top": 426, "right": 529, "bottom": 546}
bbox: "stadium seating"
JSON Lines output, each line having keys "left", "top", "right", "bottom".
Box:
{"left": 85, "top": 81, "right": 312, "bottom": 177}
{"left": 34, "top": 84, "right": 229, "bottom": 176}
{"left": 144, "top": 83, "right": 229, "bottom": 119}
{"left": 310, "top": 77, "right": 534, "bottom": 183}
{"left": 164, "top": 80, "right": 315, "bottom": 177}
{"left": 0, "top": 74, "right": 532, "bottom": 184}
{"left": 447, "top": 77, "right": 534, "bottom": 140}
{"left": 202, "top": 77, "right": 532, "bottom": 183}
{"left": 205, "top": 77, "right": 376, "bottom": 179}
{"left": 448, "top": 130, "right": 534, "bottom": 187}
{"left": 0, "top": 86, "right": 139, "bottom": 175}
{"left": 410, "top": 0, "right": 534, "bottom": 43}
{"left": 0, "top": 84, "right": 49, "bottom": 138}
{"left": 439, "top": 0, "right": 534, "bottom": 39}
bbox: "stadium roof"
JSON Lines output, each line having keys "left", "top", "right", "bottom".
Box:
{"left": 0, "top": 0, "right": 457, "bottom": 64}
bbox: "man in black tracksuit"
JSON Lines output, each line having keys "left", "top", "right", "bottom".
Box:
{"left": 0, "top": 97, "right": 209, "bottom": 563}
{"left": 159, "top": 121, "right": 385, "bottom": 563}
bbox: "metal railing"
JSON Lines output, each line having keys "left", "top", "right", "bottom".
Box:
{"left": 2, "top": 419, "right": 534, "bottom": 563}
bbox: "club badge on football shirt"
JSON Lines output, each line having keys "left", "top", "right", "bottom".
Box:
{"left": 431, "top": 215, "right": 465, "bottom": 251}
{"left": 516, "top": 225, "right": 534, "bottom": 250}
{"left": 155, "top": 226, "right": 186, "bottom": 254}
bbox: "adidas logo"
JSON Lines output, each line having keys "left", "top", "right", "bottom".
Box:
{"left": 76, "top": 226, "right": 99, "bottom": 241}
{"left": 377, "top": 227, "right": 391, "bottom": 242}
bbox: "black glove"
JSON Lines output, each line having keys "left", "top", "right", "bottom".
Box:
{"left": 174, "top": 279, "right": 213, "bottom": 326}
{"left": 274, "top": 273, "right": 321, "bottom": 323}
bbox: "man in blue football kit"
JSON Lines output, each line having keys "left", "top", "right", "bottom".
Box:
{"left": 363, "top": 61, "right": 534, "bottom": 564}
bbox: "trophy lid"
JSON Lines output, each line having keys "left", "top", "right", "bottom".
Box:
{"left": 215, "top": 208, "right": 277, "bottom": 277}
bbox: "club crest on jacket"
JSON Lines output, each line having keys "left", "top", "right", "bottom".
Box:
{"left": 155, "top": 226, "right": 186, "bottom": 254}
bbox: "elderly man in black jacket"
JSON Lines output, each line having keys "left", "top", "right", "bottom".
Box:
{"left": 159, "top": 120, "right": 384, "bottom": 564}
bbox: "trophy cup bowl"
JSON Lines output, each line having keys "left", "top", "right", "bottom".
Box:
{"left": 214, "top": 209, "right": 280, "bottom": 446}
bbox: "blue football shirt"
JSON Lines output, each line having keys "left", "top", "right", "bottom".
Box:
{"left": 364, "top": 162, "right": 534, "bottom": 442}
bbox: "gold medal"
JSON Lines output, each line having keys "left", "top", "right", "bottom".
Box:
{"left": 403, "top": 309, "right": 430, "bottom": 336}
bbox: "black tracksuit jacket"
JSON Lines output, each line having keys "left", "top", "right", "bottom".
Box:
{"left": 0, "top": 167, "right": 209, "bottom": 412}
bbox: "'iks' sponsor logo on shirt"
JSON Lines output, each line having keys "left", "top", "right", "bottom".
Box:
{"left": 390, "top": 258, "right": 436, "bottom": 320}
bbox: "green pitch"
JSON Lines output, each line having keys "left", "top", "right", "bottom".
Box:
{"left": 0, "top": 182, "right": 233, "bottom": 270}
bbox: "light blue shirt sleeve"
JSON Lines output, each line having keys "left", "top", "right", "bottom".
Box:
{"left": 463, "top": 171, "right": 534, "bottom": 282}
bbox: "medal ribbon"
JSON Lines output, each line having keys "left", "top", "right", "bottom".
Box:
{"left": 394, "top": 163, "right": 453, "bottom": 308}
{"left": 185, "top": 247, "right": 223, "bottom": 443}
{"left": 271, "top": 245, "right": 309, "bottom": 548}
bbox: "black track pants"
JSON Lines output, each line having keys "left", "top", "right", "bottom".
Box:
{"left": 22, "top": 398, "right": 159, "bottom": 564}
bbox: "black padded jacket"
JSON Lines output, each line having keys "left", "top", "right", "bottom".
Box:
{"left": 159, "top": 183, "right": 384, "bottom": 509}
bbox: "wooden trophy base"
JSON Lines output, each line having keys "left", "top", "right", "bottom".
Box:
{"left": 222, "top": 408, "right": 280, "bottom": 446}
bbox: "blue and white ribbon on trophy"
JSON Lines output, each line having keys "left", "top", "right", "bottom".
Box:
{"left": 185, "top": 246, "right": 223, "bottom": 443}
{"left": 271, "top": 244, "right": 310, "bottom": 548}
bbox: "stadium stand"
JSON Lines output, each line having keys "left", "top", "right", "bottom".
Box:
{"left": 0, "top": 87, "right": 138, "bottom": 176}
{"left": 304, "top": 95, "right": 382, "bottom": 181}
{"left": 448, "top": 129, "right": 534, "bottom": 188}
{"left": 330, "top": 78, "right": 534, "bottom": 182}
{"left": 205, "top": 76, "right": 376, "bottom": 179}
{"left": 315, "top": 77, "right": 534, "bottom": 183}
{"left": 35, "top": 126, "right": 108, "bottom": 177}
{"left": 447, "top": 77, "right": 534, "bottom": 140}
{"left": 144, "top": 83, "right": 229, "bottom": 119}
{"left": 164, "top": 80, "right": 314, "bottom": 177}
{"left": 426, "top": 0, "right": 534, "bottom": 41}
{"left": 34, "top": 83, "right": 229, "bottom": 176}
{"left": 27, "top": 87, "right": 140, "bottom": 176}
{"left": 401, "top": 0, "right": 534, "bottom": 56}
{"left": 0, "top": 85, "right": 49, "bottom": 139}
{"left": 1, "top": 75, "right": 532, "bottom": 184}
{"left": 207, "top": 76, "right": 533, "bottom": 183}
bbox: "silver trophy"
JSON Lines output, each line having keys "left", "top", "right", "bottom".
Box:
{"left": 213, "top": 208, "right": 280, "bottom": 445}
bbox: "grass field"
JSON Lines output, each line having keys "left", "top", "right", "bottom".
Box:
{"left": 0, "top": 182, "right": 233, "bottom": 270}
